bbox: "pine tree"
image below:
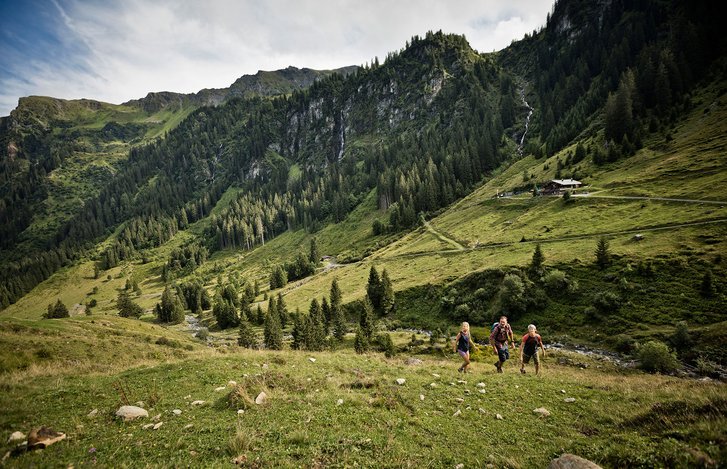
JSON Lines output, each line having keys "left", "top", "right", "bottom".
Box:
{"left": 237, "top": 317, "right": 257, "bottom": 348}
{"left": 321, "top": 297, "right": 331, "bottom": 334}
{"left": 309, "top": 236, "right": 320, "bottom": 265}
{"left": 359, "top": 297, "right": 375, "bottom": 341}
{"left": 700, "top": 270, "right": 715, "bottom": 298}
{"left": 595, "top": 237, "right": 611, "bottom": 270}
{"left": 117, "top": 290, "right": 144, "bottom": 318}
{"left": 263, "top": 306, "right": 283, "bottom": 350}
{"left": 331, "top": 278, "right": 346, "bottom": 341}
{"left": 44, "top": 299, "right": 70, "bottom": 319}
{"left": 354, "top": 326, "right": 368, "bottom": 354}
{"left": 380, "top": 333, "right": 396, "bottom": 358}
{"left": 330, "top": 278, "right": 342, "bottom": 308}
{"left": 213, "top": 298, "right": 239, "bottom": 329}
{"left": 529, "top": 244, "right": 546, "bottom": 279}
{"left": 305, "top": 299, "right": 326, "bottom": 351}
{"left": 380, "top": 269, "right": 395, "bottom": 314}
{"left": 276, "top": 292, "right": 288, "bottom": 328}
{"left": 291, "top": 310, "right": 304, "bottom": 350}
{"left": 366, "top": 266, "right": 383, "bottom": 313}
{"left": 157, "top": 286, "right": 185, "bottom": 324}
{"left": 255, "top": 305, "right": 265, "bottom": 325}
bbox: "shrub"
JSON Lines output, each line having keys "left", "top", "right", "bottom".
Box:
{"left": 196, "top": 327, "right": 209, "bottom": 342}
{"left": 44, "top": 300, "right": 70, "bottom": 319}
{"left": 378, "top": 333, "right": 396, "bottom": 358}
{"left": 638, "top": 341, "right": 680, "bottom": 373}
{"left": 591, "top": 291, "right": 622, "bottom": 314}
{"left": 543, "top": 269, "right": 567, "bottom": 291}
{"left": 695, "top": 356, "right": 718, "bottom": 376}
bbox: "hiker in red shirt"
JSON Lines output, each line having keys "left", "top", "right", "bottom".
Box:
{"left": 520, "top": 324, "right": 545, "bottom": 375}
{"left": 489, "top": 316, "right": 515, "bottom": 373}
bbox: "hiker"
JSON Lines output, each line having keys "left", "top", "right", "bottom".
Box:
{"left": 453, "top": 321, "right": 477, "bottom": 373}
{"left": 520, "top": 324, "right": 545, "bottom": 375}
{"left": 490, "top": 316, "right": 515, "bottom": 373}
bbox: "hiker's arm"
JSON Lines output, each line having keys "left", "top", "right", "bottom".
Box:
{"left": 453, "top": 333, "right": 460, "bottom": 352}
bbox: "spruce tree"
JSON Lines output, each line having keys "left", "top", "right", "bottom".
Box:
{"left": 291, "top": 310, "right": 304, "bottom": 350}
{"left": 359, "top": 297, "right": 375, "bottom": 341}
{"left": 700, "top": 270, "right": 714, "bottom": 298}
{"left": 117, "top": 290, "right": 144, "bottom": 318}
{"left": 595, "top": 237, "right": 611, "bottom": 270}
{"left": 157, "top": 286, "right": 185, "bottom": 324}
{"left": 276, "top": 292, "right": 288, "bottom": 328}
{"left": 309, "top": 236, "right": 320, "bottom": 265}
{"left": 354, "top": 326, "right": 368, "bottom": 354}
{"left": 321, "top": 297, "right": 331, "bottom": 334}
{"left": 330, "top": 278, "right": 342, "bottom": 308}
{"left": 263, "top": 306, "right": 283, "bottom": 350}
{"left": 529, "top": 244, "right": 545, "bottom": 279}
{"left": 380, "top": 333, "right": 396, "bottom": 358}
{"left": 237, "top": 317, "right": 257, "bottom": 348}
{"left": 380, "top": 269, "right": 395, "bottom": 314}
{"left": 255, "top": 304, "right": 265, "bottom": 325}
{"left": 366, "top": 266, "right": 383, "bottom": 313}
{"left": 305, "top": 299, "right": 326, "bottom": 351}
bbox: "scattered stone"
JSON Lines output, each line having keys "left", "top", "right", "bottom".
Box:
{"left": 432, "top": 373, "right": 440, "bottom": 378}
{"left": 7, "top": 432, "right": 25, "bottom": 444}
{"left": 449, "top": 382, "right": 456, "bottom": 386}
{"left": 405, "top": 358, "right": 423, "bottom": 366}
{"left": 142, "top": 423, "right": 154, "bottom": 430}
{"left": 455, "top": 398, "right": 465, "bottom": 403}
{"left": 455, "top": 464, "right": 464, "bottom": 469}
{"left": 478, "top": 408, "right": 486, "bottom": 414}
{"left": 172, "top": 409, "right": 182, "bottom": 415}
{"left": 533, "top": 407, "right": 551, "bottom": 417}
{"left": 151, "top": 414, "right": 161, "bottom": 422}
{"left": 190, "top": 400, "right": 205, "bottom": 406}
{"left": 27, "top": 427, "right": 66, "bottom": 449}
{"left": 336, "top": 399, "right": 344, "bottom": 406}
{"left": 228, "top": 381, "right": 237, "bottom": 387}
{"left": 464, "top": 389, "right": 471, "bottom": 394}
{"left": 184, "top": 395, "right": 192, "bottom": 399}
{"left": 515, "top": 385, "right": 519, "bottom": 389}
{"left": 255, "top": 392, "right": 267, "bottom": 405}
{"left": 564, "top": 398, "right": 576, "bottom": 403}
{"left": 430, "top": 383, "right": 437, "bottom": 388}
{"left": 396, "top": 378, "right": 406, "bottom": 385}
{"left": 478, "top": 389, "right": 487, "bottom": 394}
{"left": 309, "top": 357, "right": 316, "bottom": 363}
{"left": 183, "top": 424, "right": 194, "bottom": 430}
{"left": 153, "top": 422, "right": 163, "bottom": 430}
{"left": 419, "top": 394, "right": 425, "bottom": 401}
{"left": 134, "top": 401, "right": 145, "bottom": 408}
{"left": 496, "top": 414, "right": 504, "bottom": 420}
{"left": 560, "top": 390, "right": 567, "bottom": 394}
{"left": 457, "top": 380, "right": 467, "bottom": 384}
{"left": 86, "top": 409, "right": 98, "bottom": 418}
{"left": 477, "top": 382, "right": 486, "bottom": 388}
{"left": 261, "top": 363, "right": 269, "bottom": 369}
{"left": 215, "top": 386, "right": 226, "bottom": 392}
{"left": 547, "top": 453, "right": 602, "bottom": 469}
{"left": 237, "top": 410, "right": 245, "bottom": 415}
{"left": 116, "top": 406, "right": 148, "bottom": 421}
{"left": 453, "top": 409, "right": 461, "bottom": 417}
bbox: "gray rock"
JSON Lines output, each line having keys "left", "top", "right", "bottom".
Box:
{"left": 87, "top": 409, "right": 98, "bottom": 418}
{"left": 547, "top": 453, "right": 602, "bottom": 469}
{"left": 190, "top": 400, "right": 205, "bottom": 406}
{"left": 172, "top": 409, "right": 182, "bottom": 415}
{"left": 564, "top": 397, "right": 576, "bottom": 403}
{"left": 496, "top": 414, "right": 504, "bottom": 420}
{"left": 396, "top": 378, "right": 406, "bottom": 385}
{"left": 405, "top": 358, "right": 424, "bottom": 366}
{"left": 533, "top": 407, "right": 551, "bottom": 417}
{"left": 255, "top": 392, "right": 267, "bottom": 405}
{"left": 116, "top": 406, "right": 149, "bottom": 421}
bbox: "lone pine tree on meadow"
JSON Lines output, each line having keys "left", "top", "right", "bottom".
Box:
{"left": 117, "top": 290, "right": 144, "bottom": 318}
{"left": 380, "top": 269, "right": 395, "bottom": 314}
{"left": 596, "top": 237, "right": 611, "bottom": 270}
{"left": 237, "top": 317, "right": 257, "bottom": 348}
{"left": 529, "top": 243, "right": 546, "bottom": 279}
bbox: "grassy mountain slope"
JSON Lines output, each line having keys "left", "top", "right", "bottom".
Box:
{"left": 1, "top": 348, "right": 725, "bottom": 467}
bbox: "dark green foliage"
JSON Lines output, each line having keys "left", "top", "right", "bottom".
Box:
{"left": 213, "top": 299, "right": 239, "bottom": 329}
{"left": 276, "top": 292, "right": 288, "bottom": 328}
{"left": 366, "top": 266, "right": 384, "bottom": 314}
{"left": 529, "top": 244, "right": 545, "bottom": 279}
{"left": 43, "top": 299, "right": 69, "bottom": 319}
{"left": 309, "top": 237, "right": 320, "bottom": 265}
{"left": 117, "top": 290, "right": 144, "bottom": 318}
{"left": 180, "top": 280, "right": 205, "bottom": 314}
{"left": 354, "top": 327, "right": 368, "bottom": 354}
{"left": 263, "top": 299, "right": 283, "bottom": 350}
{"left": 591, "top": 290, "right": 622, "bottom": 314}
{"left": 638, "top": 341, "right": 680, "bottom": 373}
{"left": 331, "top": 279, "right": 346, "bottom": 341}
{"left": 669, "top": 321, "right": 694, "bottom": 357}
{"left": 155, "top": 286, "right": 185, "bottom": 324}
{"left": 359, "top": 297, "right": 376, "bottom": 341}
{"left": 237, "top": 318, "right": 257, "bottom": 348}
{"left": 321, "top": 297, "right": 331, "bottom": 335}
{"left": 596, "top": 237, "right": 611, "bottom": 269}
{"left": 378, "top": 333, "right": 396, "bottom": 358}
{"left": 291, "top": 311, "right": 304, "bottom": 350}
{"left": 303, "top": 299, "right": 326, "bottom": 351}
{"left": 221, "top": 284, "right": 240, "bottom": 308}
{"left": 285, "top": 252, "right": 315, "bottom": 282}
{"left": 269, "top": 265, "right": 287, "bottom": 290}
{"left": 380, "top": 269, "right": 395, "bottom": 315}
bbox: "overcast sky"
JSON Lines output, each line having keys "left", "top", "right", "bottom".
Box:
{"left": 0, "top": 0, "right": 554, "bottom": 117}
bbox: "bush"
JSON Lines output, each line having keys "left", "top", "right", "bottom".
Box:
{"left": 638, "top": 341, "right": 680, "bottom": 373}
{"left": 196, "top": 327, "right": 209, "bottom": 342}
{"left": 543, "top": 269, "right": 567, "bottom": 291}
{"left": 591, "top": 291, "right": 622, "bottom": 314}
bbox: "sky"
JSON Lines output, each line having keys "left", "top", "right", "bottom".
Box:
{"left": 0, "top": 0, "right": 554, "bottom": 117}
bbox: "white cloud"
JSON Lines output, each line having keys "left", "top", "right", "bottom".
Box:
{"left": 0, "top": 0, "right": 553, "bottom": 116}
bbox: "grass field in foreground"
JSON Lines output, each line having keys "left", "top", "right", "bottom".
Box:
{"left": 1, "top": 348, "right": 725, "bottom": 468}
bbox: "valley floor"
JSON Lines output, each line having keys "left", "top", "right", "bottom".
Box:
{"left": 1, "top": 348, "right": 725, "bottom": 468}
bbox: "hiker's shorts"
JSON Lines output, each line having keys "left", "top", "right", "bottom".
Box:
{"left": 497, "top": 345, "right": 509, "bottom": 362}
{"left": 522, "top": 351, "right": 539, "bottom": 365}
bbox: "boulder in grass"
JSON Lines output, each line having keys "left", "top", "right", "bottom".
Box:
{"left": 533, "top": 407, "right": 551, "bottom": 417}
{"left": 27, "top": 427, "right": 66, "bottom": 449}
{"left": 7, "top": 431, "right": 26, "bottom": 444}
{"left": 547, "top": 453, "right": 602, "bottom": 469}
{"left": 255, "top": 391, "right": 267, "bottom": 405}
{"left": 116, "top": 406, "right": 148, "bottom": 421}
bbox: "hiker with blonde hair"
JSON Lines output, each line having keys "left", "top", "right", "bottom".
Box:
{"left": 520, "top": 324, "right": 545, "bottom": 375}
{"left": 453, "top": 322, "right": 477, "bottom": 373}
